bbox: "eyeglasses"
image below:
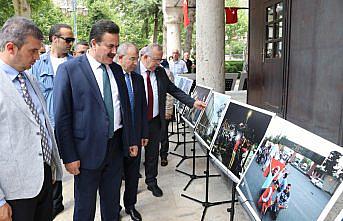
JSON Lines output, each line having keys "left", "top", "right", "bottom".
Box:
{"left": 57, "top": 36, "right": 75, "bottom": 44}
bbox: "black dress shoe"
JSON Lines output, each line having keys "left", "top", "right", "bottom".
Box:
{"left": 125, "top": 208, "right": 142, "bottom": 221}
{"left": 161, "top": 158, "right": 168, "bottom": 167}
{"left": 147, "top": 184, "right": 163, "bottom": 197}
{"left": 52, "top": 205, "right": 64, "bottom": 219}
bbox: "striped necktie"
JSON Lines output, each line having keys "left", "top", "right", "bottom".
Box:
{"left": 17, "top": 72, "right": 52, "bottom": 165}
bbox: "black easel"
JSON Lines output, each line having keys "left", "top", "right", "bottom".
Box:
{"left": 227, "top": 183, "right": 237, "bottom": 221}
{"left": 170, "top": 119, "right": 206, "bottom": 168}
{"left": 176, "top": 133, "right": 212, "bottom": 191}
{"left": 181, "top": 148, "right": 237, "bottom": 221}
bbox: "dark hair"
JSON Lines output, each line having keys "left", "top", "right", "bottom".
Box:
{"left": 49, "top": 24, "right": 72, "bottom": 42}
{"left": 0, "top": 16, "right": 43, "bottom": 51}
{"left": 89, "top": 20, "right": 120, "bottom": 45}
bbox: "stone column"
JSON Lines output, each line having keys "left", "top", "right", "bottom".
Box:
{"left": 162, "top": 0, "right": 183, "bottom": 58}
{"left": 196, "top": 0, "right": 225, "bottom": 93}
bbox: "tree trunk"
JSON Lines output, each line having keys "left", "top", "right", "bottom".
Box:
{"left": 152, "top": 5, "right": 159, "bottom": 43}
{"left": 184, "top": 0, "right": 195, "bottom": 53}
{"left": 12, "top": 0, "right": 31, "bottom": 18}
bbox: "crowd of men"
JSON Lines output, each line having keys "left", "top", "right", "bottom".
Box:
{"left": 0, "top": 16, "right": 204, "bottom": 221}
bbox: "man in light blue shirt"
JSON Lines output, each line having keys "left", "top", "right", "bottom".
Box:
{"left": 169, "top": 49, "right": 188, "bottom": 78}
{"left": 0, "top": 16, "right": 62, "bottom": 221}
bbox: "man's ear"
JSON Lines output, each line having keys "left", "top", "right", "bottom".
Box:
{"left": 5, "top": 42, "right": 16, "bottom": 55}
{"left": 90, "top": 39, "right": 97, "bottom": 48}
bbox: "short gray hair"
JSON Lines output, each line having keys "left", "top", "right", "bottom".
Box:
{"left": 0, "top": 16, "right": 43, "bottom": 51}
{"left": 145, "top": 43, "right": 163, "bottom": 57}
{"left": 117, "top": 42, "right": 138, "bottom": 56}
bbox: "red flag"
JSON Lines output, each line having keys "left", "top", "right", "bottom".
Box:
{"left": 183, "top": 0, "right": 190, "bottom": 27}
{"left": 263, "top": 158, "right": 285, "bottom": 177}
{"left": 225, "top": 7, "right": 238, "bottom": 24}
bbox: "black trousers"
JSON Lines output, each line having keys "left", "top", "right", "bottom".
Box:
{"left": 160, "top": 118, "right": 171, "bottom": 159}
{"left": 52, "top": 181, "right": 63, "bottom": 211}
{"left": 144, "top": 116, "right": 161, "bottom": 186}
{"left": 123, "top": 147, "right": 141, "bottom": 209}
{"left": 73, "top": 129, "right": 123, "bottom": 221}
{"left": 7, "top": 163, "right": 53, "bottom": 221}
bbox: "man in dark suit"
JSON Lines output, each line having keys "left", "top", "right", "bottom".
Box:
{"left": 54, "top": 20, "right": 136, "bottom": 221}
{"left": 117, "top": 42, "right": 148, "bottom": 221}
{"left": 135, "top": 43, "right": 206, "bottom": 197}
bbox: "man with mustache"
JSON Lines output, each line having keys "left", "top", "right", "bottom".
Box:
{"left": 30, "top": 23, "right": 74, "bottom": 219}
{"left": 54, "top": 19, "right": 136, "bottom": 221}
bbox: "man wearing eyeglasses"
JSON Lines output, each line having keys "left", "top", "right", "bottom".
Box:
{"left": 29, "top": 23, "right": 74, "bottom": 219}
{"left": 73, "top": 40, "right": 89, "bottom": 57}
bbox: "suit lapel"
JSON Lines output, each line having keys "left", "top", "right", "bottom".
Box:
{"left": 110, "top": 64, "right": 126, "bottom": 117}
{"left": 0, "top": 70, "right": 37, "bottom": 124}
{"left": 79, "top": 55, "right": 106, "bottom": 112}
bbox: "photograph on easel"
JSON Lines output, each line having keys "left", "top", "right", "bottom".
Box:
{"left": 194, "top": 92, "right": 230, "bottom": 149}
{"left": 177, "top": 78, "right": 194, "bottom": 113}
{"left": 182, "top": 85, "right": 212, "bottom": 128}
{"left": 209, "top": 100, "right": 275, "bottom": 183}
{"left": 237, "top": 116, "right": 343, "bottom": 221}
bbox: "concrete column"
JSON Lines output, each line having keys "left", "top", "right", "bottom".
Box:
{"left": 162, "top": 0, "right": 183, "bottom": 58}
{"left": 196, "top": 0, "right": 225, "bottom": 93}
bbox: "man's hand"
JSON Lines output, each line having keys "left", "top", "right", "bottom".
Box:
{"left": 193, "top": 100, "right": 206, "bottom": 110}
{"left": 141, "top": 139, "right": 149, "bottom": 147}
{"left": 65, "top": 160, "right": 80, "bottom": 175}
{"left": 0, "top": 203, "right": 12, "bottom": 221}
{"left": 129, "top": 145, "right": 139, "bottom": 157}
{"left": 165, "top": 113, "right": 172, "bottom": 120}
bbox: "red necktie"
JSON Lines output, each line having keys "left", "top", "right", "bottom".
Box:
{"left": 146, "top": 70, "right": 154, "bottom": 121}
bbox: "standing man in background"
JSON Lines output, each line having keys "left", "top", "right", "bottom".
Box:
{"left": 30, "top": 23, "right": 74, "bottom": 219}
{"left": 169, "top": 49, "right": 188, "bottom": 77}
{"left": 135, "top": 44, "right": 206, "bottom": 197}
{"left": 183, "top": 51, "right": 193, "bottom": 73}
{"left": 117, "top": 42, "right": 148, "bottom": 221}
{"left": 54, "top": 20, "right": 136, "bottom": 221}
{"left": 0, "top": 16, "right": 62, "bottom": 221}
{"left": 73, "top": 40, "right": 89, "bottom": 57}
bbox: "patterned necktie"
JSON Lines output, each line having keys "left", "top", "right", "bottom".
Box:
{"left": 146, "top": 70, "right": 153, "bottom": 121}
{"left": 100, "top": 64, "right": 114, "bottom": 138}
{"left": 17, "top": 72, "right": 52, "bottom": 165}
{"left": 125, "top": 73, "right": 135, "bottom": 125}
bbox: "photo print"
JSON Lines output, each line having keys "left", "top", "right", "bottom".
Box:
{"left": 237, "top": 116, "right": 343, "bottom": 221}
{"left": 209, "top": 100, "right": 274, "bottom": 183}
{"left": 177, "top": 78, "right": 194, "bottom": 113}
{"left": 182, "top": 85, "right": 212, "bottom": 128}
{"left": 194, "top": 92, "right": 230, "bottom": 149}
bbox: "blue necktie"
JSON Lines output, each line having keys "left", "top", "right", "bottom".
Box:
{"left": 100, "top": 64, "right": 114, "bottom": 138}
{"left": 125, "top": 73, "right": 135, "bottom": 125}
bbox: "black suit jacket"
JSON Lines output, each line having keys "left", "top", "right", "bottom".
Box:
{"left": 135, "top": 63, "right": 195, "bottom": 135}
{"left": 54, "top": 55, "right": 134, "bottom": 169}
{"left": 128, "top": 71, "right": 149, "bottom": 145}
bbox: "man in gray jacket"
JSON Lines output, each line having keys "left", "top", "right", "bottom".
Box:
{"left": 0, "top": 17, "right": 63, "bottom": 221}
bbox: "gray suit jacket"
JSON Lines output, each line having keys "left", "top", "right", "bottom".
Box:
{"left": 0, "top": 70, "right": 62, "bottom": 201}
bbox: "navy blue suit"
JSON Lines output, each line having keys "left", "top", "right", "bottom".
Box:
{"left": 54, "top": 54, "right": 133, "bottom": 221}
{"left": 122, "top": 71, "right": 148, "bottom": 209}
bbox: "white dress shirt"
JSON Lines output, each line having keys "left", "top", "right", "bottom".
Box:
{"left": 140, "top": 61, "right": 159, "bottom": 118}
{"left": 86, "top": 53, "right": 122, "bottom": 131}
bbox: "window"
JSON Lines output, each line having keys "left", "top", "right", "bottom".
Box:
{"left": 264, "top": 2, "right": 284, "bottom": 60}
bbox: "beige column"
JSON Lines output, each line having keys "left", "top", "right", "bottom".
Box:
{"left": 162, "top": 0, "right": 183, "bottom": 58}
{"left": 196, "top": 0, "right": 225, "bottom": 93}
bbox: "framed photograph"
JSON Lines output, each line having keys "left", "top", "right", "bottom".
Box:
{"left": 194, "top": 92, "right": 231, "bottom": 150}
{"left": 237, "top": 116, "right": 343, "bottom": 221}
{"left": 177, "top": 78, "right": 194, "bottom": 113}
{"left": 209, "top": 100, "right": 275, "bottom": 183}
{"left": 182, "top": 85, "right": 212, "bottom": 128}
